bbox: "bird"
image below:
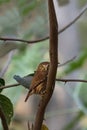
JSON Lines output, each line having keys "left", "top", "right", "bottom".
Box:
{"left": 25, "top": 62, "right": 49, "bottom": 102}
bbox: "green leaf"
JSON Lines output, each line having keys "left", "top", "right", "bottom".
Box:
{"left": 0, "top": 78, "right": 5, "bottom": 93}
{"left": 0, "top": 94, "right": 13, "bottom": 124}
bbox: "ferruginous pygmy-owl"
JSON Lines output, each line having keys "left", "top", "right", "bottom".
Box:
{"left": 25, "top": 62, "right": 49, "bottom": 102}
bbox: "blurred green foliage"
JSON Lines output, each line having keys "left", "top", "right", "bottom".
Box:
{"left": 0, "top": 0, "right": 10, "bottom": 4}
{"left": 78, "top": 0, "right": 87, "bottom": 7}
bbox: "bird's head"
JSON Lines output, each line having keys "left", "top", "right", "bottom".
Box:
{"left": 37, "top": 62, "right": 49, "bottom": 72}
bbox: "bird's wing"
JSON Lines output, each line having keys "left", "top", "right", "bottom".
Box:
{"left": 29, "top": 71, "right": 47, "bottom": 91}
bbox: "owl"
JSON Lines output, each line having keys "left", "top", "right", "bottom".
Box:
{"left": 25, "top": 62, "right": 49, "bottom": 102}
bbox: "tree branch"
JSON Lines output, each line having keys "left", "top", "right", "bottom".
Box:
{"left": 58, "top": 56, "right": 76, "bottom": 67}
{"left": 0, "top": 83, "right": 20, "bottom": 89}
{"left": 1, "top": 78, "right": 87, "bottom": 90}
{"left": 0, "top": 4, "right": 87, "bottom": 44}
{"left": 33, "top": 0, "right": 58, "bottom": 130}
{"left": 56, "top": 78, "right": 87, "bottom": 83}
{"left": 59, "top": 4, "right": 87, "bottom": 34}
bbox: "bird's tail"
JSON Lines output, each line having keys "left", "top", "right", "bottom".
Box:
{"left": 25, "top": 89, "right": 33, "bottom": 102}
{"left": 25, "top": 91, "right": 30, "bottom": 102}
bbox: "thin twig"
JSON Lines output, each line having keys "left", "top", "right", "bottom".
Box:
{"left": 0, "top": 83, "right": 20, "bottom": 89}
{"left": 0, "top": 37, "right": 45, "bottom": 44}
{"left": 58, "top": 56, "right": 76, "bottom": 67}
{"left": 1, "top": 78, "right": 87, "bottom": 90}
{"left": 59, "top": 4, "right": 87, "bottom": 34}
{"left": 0, "top": 5, "right": 87, "bottom": 44}
{"left": 0, "top": 106, "right": 9, "bottom": 130}
{"left": 56, "top": 78, "right": 87, "bottom": 83}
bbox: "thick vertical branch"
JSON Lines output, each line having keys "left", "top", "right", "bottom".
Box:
{"left": 33, "top": 0, "right": 58, "bottom": 130}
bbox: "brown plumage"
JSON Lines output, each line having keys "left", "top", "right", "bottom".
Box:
{"left": 25, "top": 62, "right": 49, "bottom": 102}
